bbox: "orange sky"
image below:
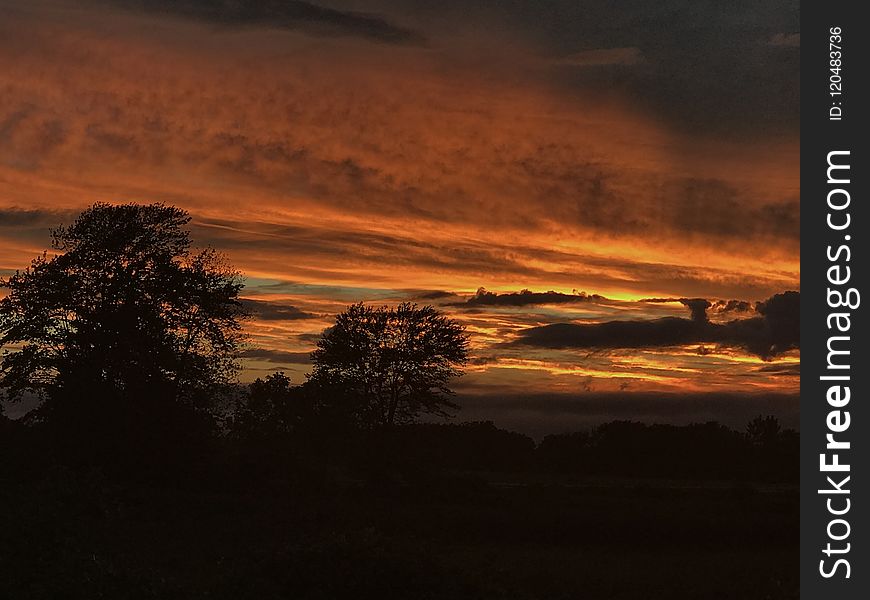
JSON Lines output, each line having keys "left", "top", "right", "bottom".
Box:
{"left": 0, "top": 1, "right": 800, "bottom": 429}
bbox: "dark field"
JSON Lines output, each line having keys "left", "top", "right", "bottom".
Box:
{"left": 0, "top": 458, "right": 798, "bottom": 599}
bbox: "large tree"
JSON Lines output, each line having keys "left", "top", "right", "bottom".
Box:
{"left": 0, "top": 203, "right": 247, "bottom": 415}
{"left": 309, "top": 302, "right": 469, "bottom": 427}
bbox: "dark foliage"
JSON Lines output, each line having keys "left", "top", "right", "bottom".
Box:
{"left": 0, "top": 203, "right": 247, "bottom": 472}
{"left": 230, "top": 372, "right": 312, "bottom": 439}
{"left": 308, "top": 302, "right": 469, "bottom": 426}
{"left": 537, "top": 417, "right": 799, "bottom": 482}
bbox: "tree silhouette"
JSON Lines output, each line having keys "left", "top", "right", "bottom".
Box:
{"left": 309, "top": 302, "right": 469, "bottom": 426}
{"left": 746, "top": 415, "right": 782, "bottom": 447}
{"left": 0, "top": 203, "right": 247, "bottom": 417}
{"left": 231, "top": 372, "right": 311, "bottom": 439}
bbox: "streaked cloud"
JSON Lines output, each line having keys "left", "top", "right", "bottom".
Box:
{"left": 240, "top": 298, "right": 319, "bottom": 321}
{"left": 452, "top": 288, "right": 605, "bottom": 308}
{"left": 101, "top": 0, "right": 426, "bottom": 45}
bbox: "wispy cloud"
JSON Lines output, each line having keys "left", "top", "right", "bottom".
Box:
{"left": 451, "top": 288, "right": 605, "bottom": 308}
{"left": 240, "top": 348, "right": 312, "bottom": 364}
{"left": 240, "top": 298, "right": 318, "bottom": 321}
{"left": 103, "top": 0, "right": 426, "bottom": 45}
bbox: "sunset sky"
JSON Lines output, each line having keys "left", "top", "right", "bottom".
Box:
{"left": 0, "top": 0, "right": 800, "bottom": 434}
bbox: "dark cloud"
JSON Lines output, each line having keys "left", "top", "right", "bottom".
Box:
{"left": 453, "top": 287, "right": 605, "bottom": 308}
{"left": 679, "top": 298, "right": 711, "bottom": 323}
{"left": 296, "top": 332, "right": 328, "bottom": 344}
{"left": 515, "top": 291, "right": 799, "bottom": 359}
{"left": 83, "top": 0, "right": 796, "bottom": 136}
{"left": 412, "top": 290, "right": 458, "bottom": 300}
{"left": 85, "top": 123, "right": 138, "bottom": 154}
{"left": 536, "top": 0, "right": 799, "bottom": 135}
{"left": 240, "top": 348, "right": 312, "bottom": 364}
{"left": 643, "top": 297, "right": 756, "bottom": 318}
{"left": 107, "top": 0, "right": 425, "bottom": 45}
{"left": 514, "top": 160, "right": 799, "bottom": 244}
{"left": 517, "top": 318, "right": 699, "bottom": 351}
{"left": 240, "top": 298, "right": 318, "bottom": 321}
{"left": 0, "top": 208, "right": 79, "bottom": 252}
{"left": 0, "top": 207, "right": 68, "bottom": 228}
{"left": 662, "top": 179, "right": 799, "bottom": 242}
{"left": 711, "top": 299, "right": 754, "bottom": 314}
{"left": 754, "top": 290, "right": 801, "bottom": 354}
{"left": 365, "top": 0, "right": 798, "bottom": 134}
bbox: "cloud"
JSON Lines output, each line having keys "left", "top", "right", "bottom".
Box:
{"left": 516, "top": 318, "right": 698, "bottom": 351}
{"left": 753, "top": 290, "right": 800, "bottom": 354}
{"left": 0, "top": 207, "right": 69, "bottom": 228}
{"left": 0, "top": 8, "right": 799, "bottom": 302}
{"left": 538, "top": 0, "right": 800, "bottom": 135}
{"left": 187, "top": 211, "right": 795, "bottom": 300}
{"left": 756, "top": 363, "right": 800, "bottom": 376}
{"left": 515, "top": 291, "right": 799, "bottom": 359}
{"left": 240, "top": 298, "right": 318, "bottom": 320}
{"left": 411, "top": 290, "right": 458, "bottom": 300}
{"left": 240, "top": 348, "right": 312, "bottom": 364}
{"left": 679, "top": 298, "right": 711, "bottom": 323}
{"left": 454, "top": 287, "right": 605, "bottom": 308}
{"left": 641, "top": 297, "right": 751, "bottom": 324}
{"left": 643, "top": 297, "right": 756, "bottom": 320}
{"left": 711, "top": 299, "right": 753, "bottom": 314}
{"left": 296, "top": 332, "right": 329, "bottom": 344}
{"left": 106, "top": 0, "right": 426, "bottom": 45}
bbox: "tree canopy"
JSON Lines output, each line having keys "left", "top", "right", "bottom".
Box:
{"left": 230, "top": 371, "right": 313, "bottom": 439}
{"left": 309, "top": 302, "right": 469, "bottom": 426}
{"left": 0, "top": 203, "right": 247, "bottom": 413}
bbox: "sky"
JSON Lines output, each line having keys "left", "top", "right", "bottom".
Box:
{"left": 0, "top": 0, "right": 800, "bottom": 435}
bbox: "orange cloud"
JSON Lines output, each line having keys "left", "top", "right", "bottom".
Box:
{"left": 0, "top": 4, "right": 799, "bottom": 398}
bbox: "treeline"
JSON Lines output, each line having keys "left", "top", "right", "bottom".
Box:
{"left": 1, "top": 400, "right": 796, "bottom": 484}
{"left": 536, "top": 418, "right": 797, "bottom": 481}
{"left": 224, "top": 416, "right": 798, "bottom": 484}
{"left": 219, "top": 375, "right": 798, "bottom": 482}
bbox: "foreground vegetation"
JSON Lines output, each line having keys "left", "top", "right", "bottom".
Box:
{"left": 1, "top": 416, "right": 798, "bottom": 600}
